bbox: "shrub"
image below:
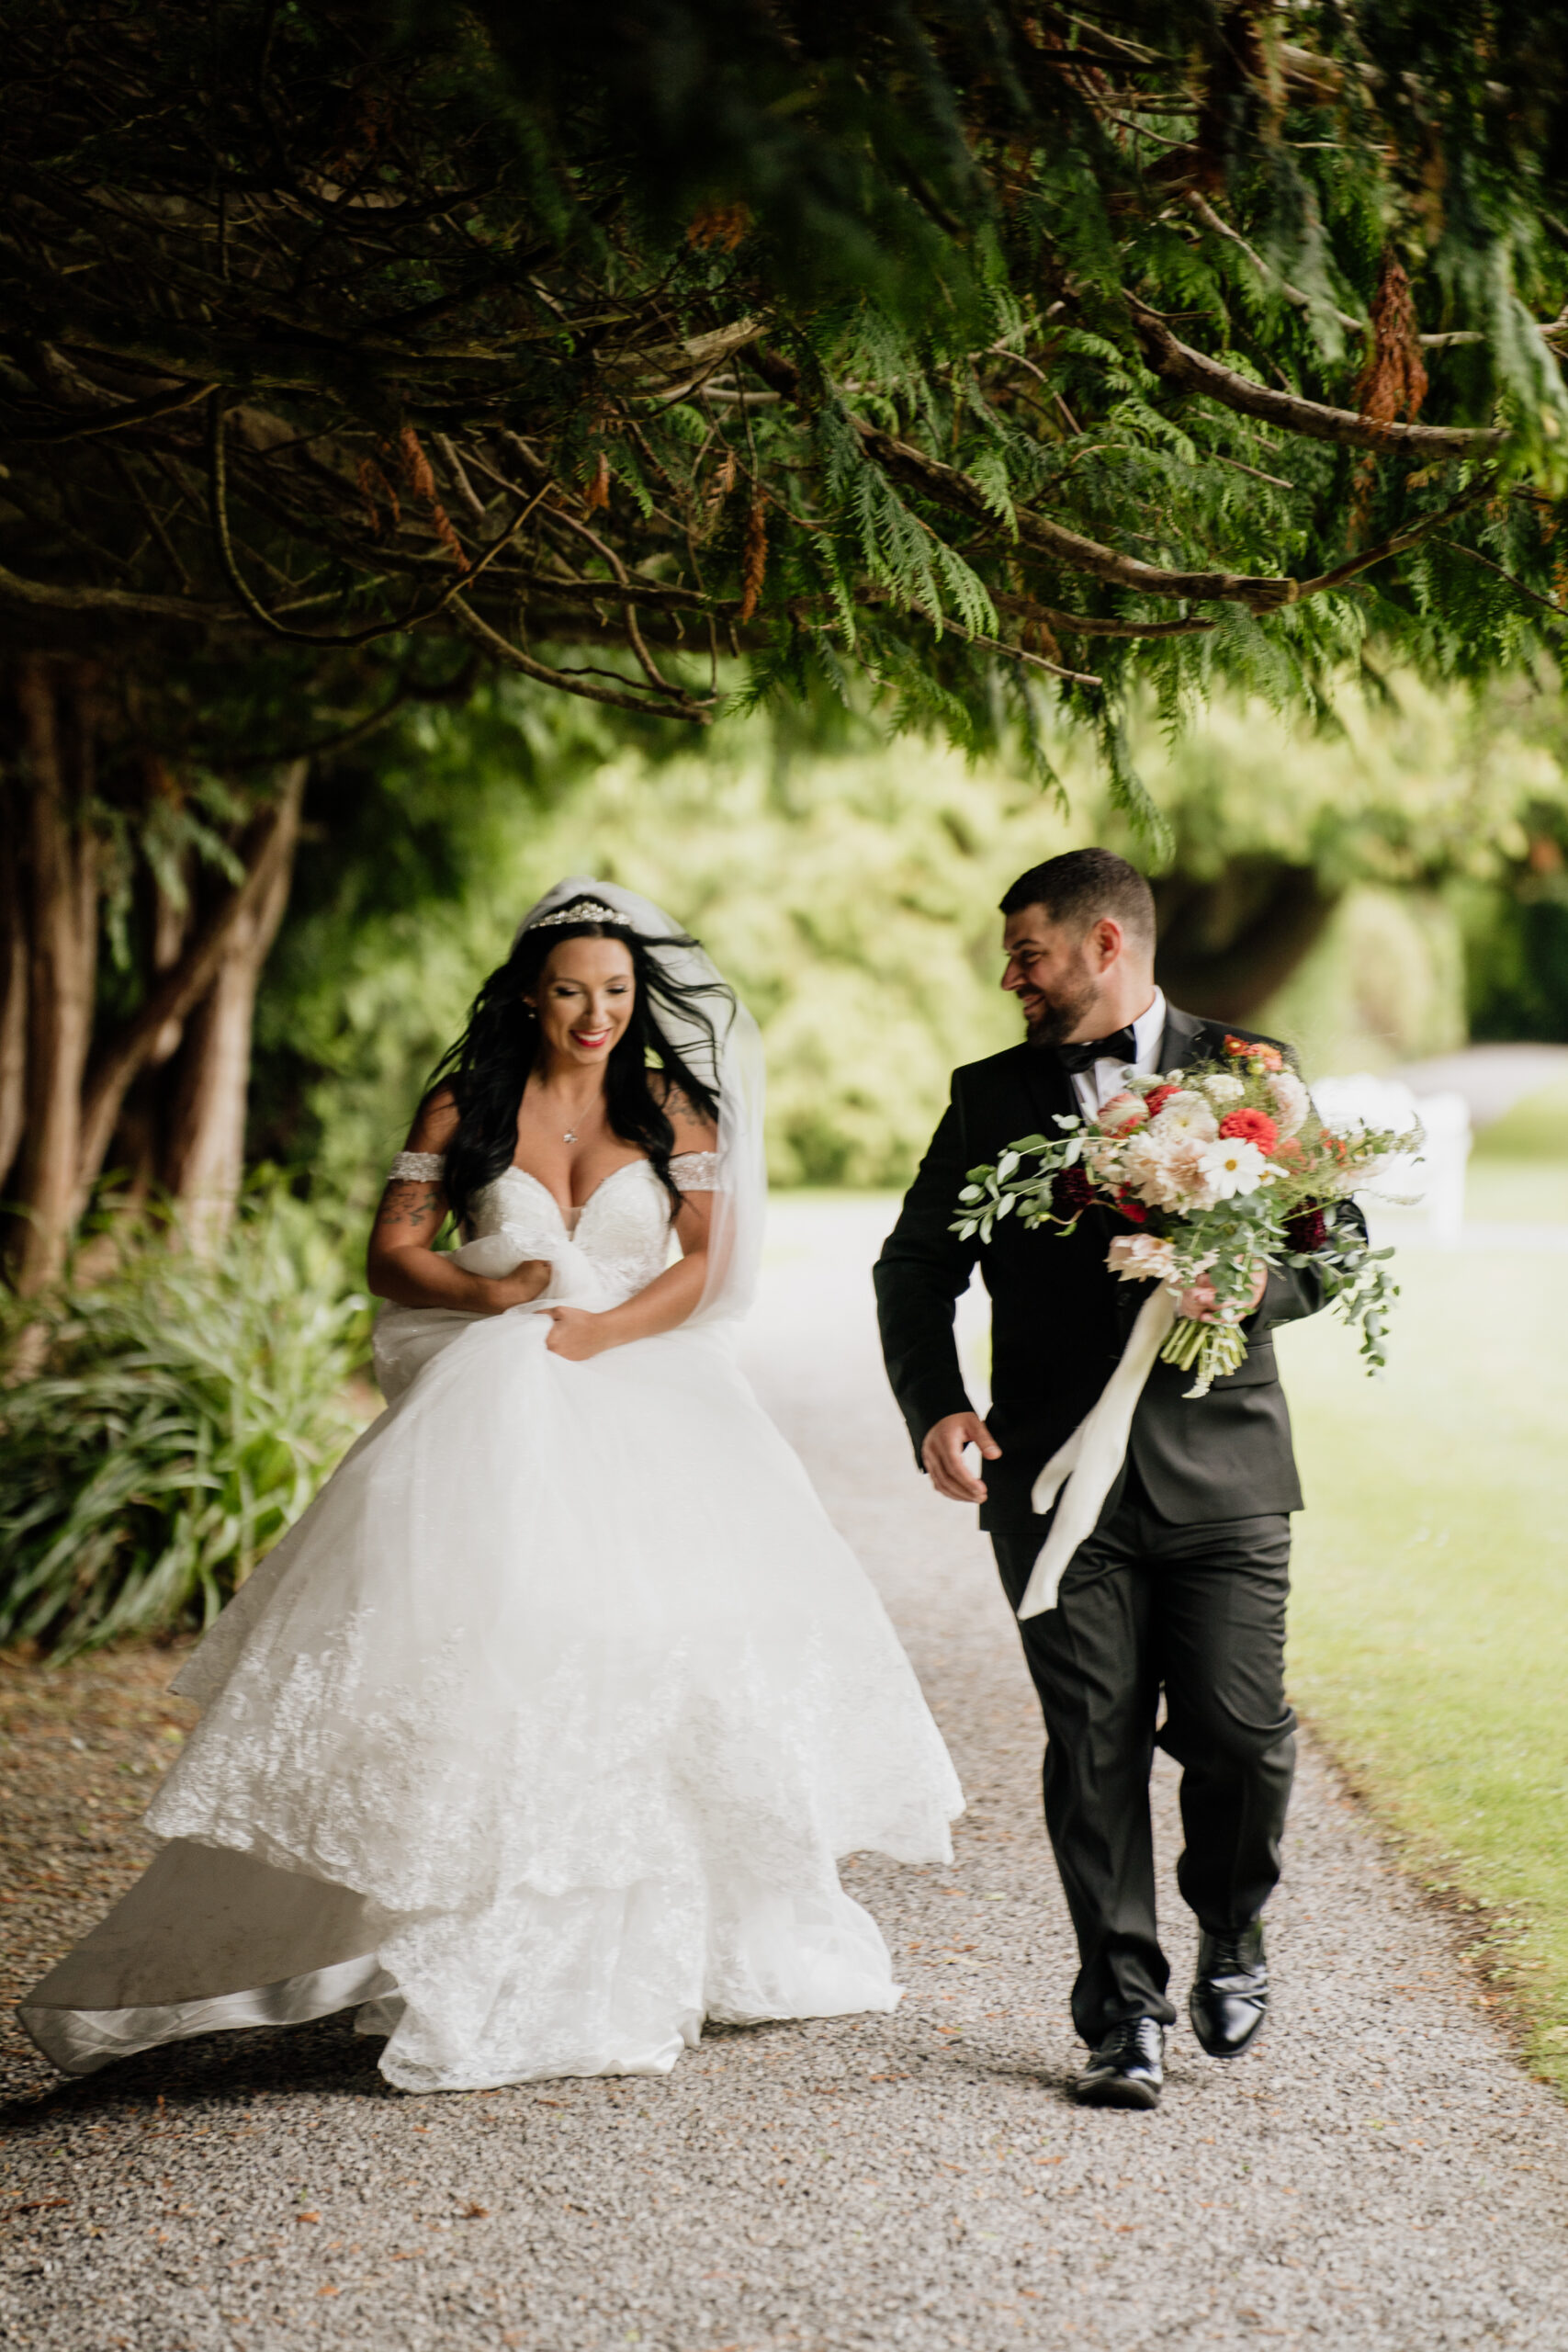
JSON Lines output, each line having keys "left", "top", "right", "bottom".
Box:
{"left": 0, "top": 1184, "right": 371, "bottom": 1658}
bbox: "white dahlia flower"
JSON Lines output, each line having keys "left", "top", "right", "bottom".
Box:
{"left": 1148, "top": 1089, "right": 1219, "bottom": 1142}
{"left": 1199, "top": 1135, "right": 1270, "bottom": 1199}
{"left": 1198, "top": 1072, "right": 1246, "bottom": 1108}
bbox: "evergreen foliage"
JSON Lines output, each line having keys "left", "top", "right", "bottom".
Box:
{"left": 7, "top": 3, "right": 1568, "bottom": 800}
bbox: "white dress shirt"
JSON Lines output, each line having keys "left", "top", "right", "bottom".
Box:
{"left": 1070, "top": 987, "right": 1167, "bottom": 1117}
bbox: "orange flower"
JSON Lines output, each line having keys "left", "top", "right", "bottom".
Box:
{"left": 1224, "top": 1035, "right": 1284, "bottom": 1071}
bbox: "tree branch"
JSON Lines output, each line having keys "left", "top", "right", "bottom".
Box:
{"left": 991, "top": 592, "right": 1215, "bottom": 639}
{"left": 1180, "top": 192, "right": 1367, "bottom": 339}
{"left": 1132, "top": 302, "right": 1506, "bottom": 458}
{"left": 0, "top": 376, "right": 216, "bottom": 445}
{"left": 1293, "top": 482, "right": 1499, "bottom": 597}
{"left": 447, "top": 594, "right": 716, "bottom": 721}
{"left": 856, "top": 424, "right": 1300, "bottom": 610}
{"left": 0, "top": 562, "right": 238, "bottom": 621}
{"left": 206, "top": 395, "right": 548, "bottom": 647}
{"left": 1437, "top": 536, "right": 1568, "bottom": 622}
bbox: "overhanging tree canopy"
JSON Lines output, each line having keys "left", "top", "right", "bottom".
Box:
{"left": 6, "top": 0, "right": 1568, "bottom": 788}
{"left": 6, "top": 0, "right": 1568, "bottom": 1282}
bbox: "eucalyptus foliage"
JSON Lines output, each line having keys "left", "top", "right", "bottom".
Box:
{"left": 6, "top": 4, "right": 1568, "bottom": 808}
{"left": 0, "top": 1185, "right": 368, "bottom": 1657}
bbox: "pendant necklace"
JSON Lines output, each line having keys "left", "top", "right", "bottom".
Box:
{"left": 563, "top": 1129, "right": 577, "bottom": 1144}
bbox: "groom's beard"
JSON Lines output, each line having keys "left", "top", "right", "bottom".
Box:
{"left": 1022, "top": 968, "right": 1100, "bottom": 1049}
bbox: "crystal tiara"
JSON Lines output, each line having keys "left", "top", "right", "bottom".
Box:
{"left": 528, "top": 899, "right": 622, "bottom": 930}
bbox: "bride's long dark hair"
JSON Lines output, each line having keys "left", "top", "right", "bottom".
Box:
{"left": 430, "top": 906, "right": 728, "bottom": 1229}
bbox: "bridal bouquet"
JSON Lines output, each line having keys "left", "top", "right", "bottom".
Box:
{"left": 952, "top": 1035, "right": 1406, "bottom": 1397}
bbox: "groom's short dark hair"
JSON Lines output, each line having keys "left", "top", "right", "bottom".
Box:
{"left": 1000, "top": 848, "right": 1156, "bottom": 951}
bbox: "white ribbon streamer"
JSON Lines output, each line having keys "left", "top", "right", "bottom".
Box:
{"left": 1017, "top": 1283, "right": 1179, "bottom": 1620}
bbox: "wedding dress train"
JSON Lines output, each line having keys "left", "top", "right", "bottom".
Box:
{"left": 20, "top": 1155, "right": 963, "bottom": 2092}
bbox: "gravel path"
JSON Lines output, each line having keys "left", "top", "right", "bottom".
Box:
{"left": 5, "top": 1197, "right": 1568, "bottom": 2351}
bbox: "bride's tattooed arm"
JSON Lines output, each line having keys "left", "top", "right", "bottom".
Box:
{"left": 367, "top": 1090, "right": 549, "bottom": 1315}
{"left": 376, "top": 1179, "right": 445, "bottom": 1234}
{"left": 656, "top": 1079, "right": 719, "bottom": 1151}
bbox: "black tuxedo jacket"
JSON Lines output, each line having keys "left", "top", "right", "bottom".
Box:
{"left": 874, "top": 1005, "right": 1326, "bottom": 1531}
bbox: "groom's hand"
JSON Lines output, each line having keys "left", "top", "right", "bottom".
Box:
{"left": 922, "top": 1411, "right": 1002, "bottom": 1503}
{"left": 1179, "top": 1266, "right": 1269, "bottom": 1322}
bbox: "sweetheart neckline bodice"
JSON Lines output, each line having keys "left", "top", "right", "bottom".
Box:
{"left": 500, "top": 1157, "right": 650, "bottom": 1232}
{"left": 461, "top": 1153, "right": 720, "bottom": 1306}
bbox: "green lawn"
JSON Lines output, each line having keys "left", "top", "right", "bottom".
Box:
{"left": 1467, "top": 1075, "right": 1568, "bottom": 1223}
{"left": 1472, "top": 1074, "right": 1568, "bottom": 1163}
{"left": 1278, "top": 1147, "right": 1568, "bottom": 2089}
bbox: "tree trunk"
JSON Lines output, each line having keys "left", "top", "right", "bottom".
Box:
{"left": 7, "top": 657, "right": 99, "bottom": 1293}
{"left": 163, "top": 767, "right": 304, "bottom": 1252}
{"left": 108, "top": 831, "right": 192, "bottom": 1204}
{"left": 1152, "top": 861, "right": 1338, "bottom": 1022}
{"left": 0, "top": 793, "right": 28, "bottom": 1198}
{"left": 74, "top": 760, "right": 308, "bottom": 1202}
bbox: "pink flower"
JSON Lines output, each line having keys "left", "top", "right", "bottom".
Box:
{"left": 1121, "top": 1129, "right": 1219, "bottom": 1212}
{"left": 1107, "top": 1232, "right": 1178, "bottom": 1283}
{"left": 1098, "top": 1091, "right": 1148, "bottom": 1136}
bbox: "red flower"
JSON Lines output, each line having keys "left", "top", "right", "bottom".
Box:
{"left": 1219, "top": 1106, "right": 1280, "bottom": 1154}
{"left": 1112, "top": 1192, "right": 1149, "bottom": 1225}
{"left": 1286, "top": 1202, "right": 1327, "bottom": 1253}
{"left": 1144, "top": 1083, "right": 1180, "bottom": 1118}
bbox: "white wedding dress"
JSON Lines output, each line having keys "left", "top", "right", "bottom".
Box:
{"left": 21, "top": 1153, "right": 963, "bottom": 2094}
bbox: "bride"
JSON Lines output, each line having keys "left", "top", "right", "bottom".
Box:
{"left": 20, "top": 879, "right": 962, "bottom": 2094}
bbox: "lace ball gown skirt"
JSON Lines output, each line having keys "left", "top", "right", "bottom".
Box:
{"left": 20, "top": 1165, "right": 962, "bottom": 2093}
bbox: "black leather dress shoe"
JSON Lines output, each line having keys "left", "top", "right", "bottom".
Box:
{"left": 1190, "top": 1921, "right": 1269, "bottom": 2058}
{"left": 1073, "top": 2017, "right": 1165, "bottom": 2109}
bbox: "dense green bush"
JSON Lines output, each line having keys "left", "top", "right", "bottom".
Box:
{"left": 1461, "top": 792, "right": 1568, "bottom": 1044}
{"left": 0, "top": 1187, "right": 370, "bottom": 1658}
{"left": 253, "top": 682, "right": 1568, "bottom": 1200}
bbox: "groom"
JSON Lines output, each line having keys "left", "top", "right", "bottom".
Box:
{"left": 875, "top": 849, "right": 1331, "bottom": 2109}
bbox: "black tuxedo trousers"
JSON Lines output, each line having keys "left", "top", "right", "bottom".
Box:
{"left": 875, "top": 1010, "right": 1320, "bottom": 2043}
{"left": 993, "top": 1471, "right": 1296, "bottom": 2041}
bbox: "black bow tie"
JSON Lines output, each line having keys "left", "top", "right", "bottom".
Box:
{"left": 1055, "top": 1025, "right": 1138, "bottom": 1077}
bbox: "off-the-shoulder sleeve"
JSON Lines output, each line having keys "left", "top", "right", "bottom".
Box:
{"left": 669, "top": 1150, "right": 724, "bottom": 1191}
{"left": 388, "top": 1150, "right": 446, "bottom": 1182}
